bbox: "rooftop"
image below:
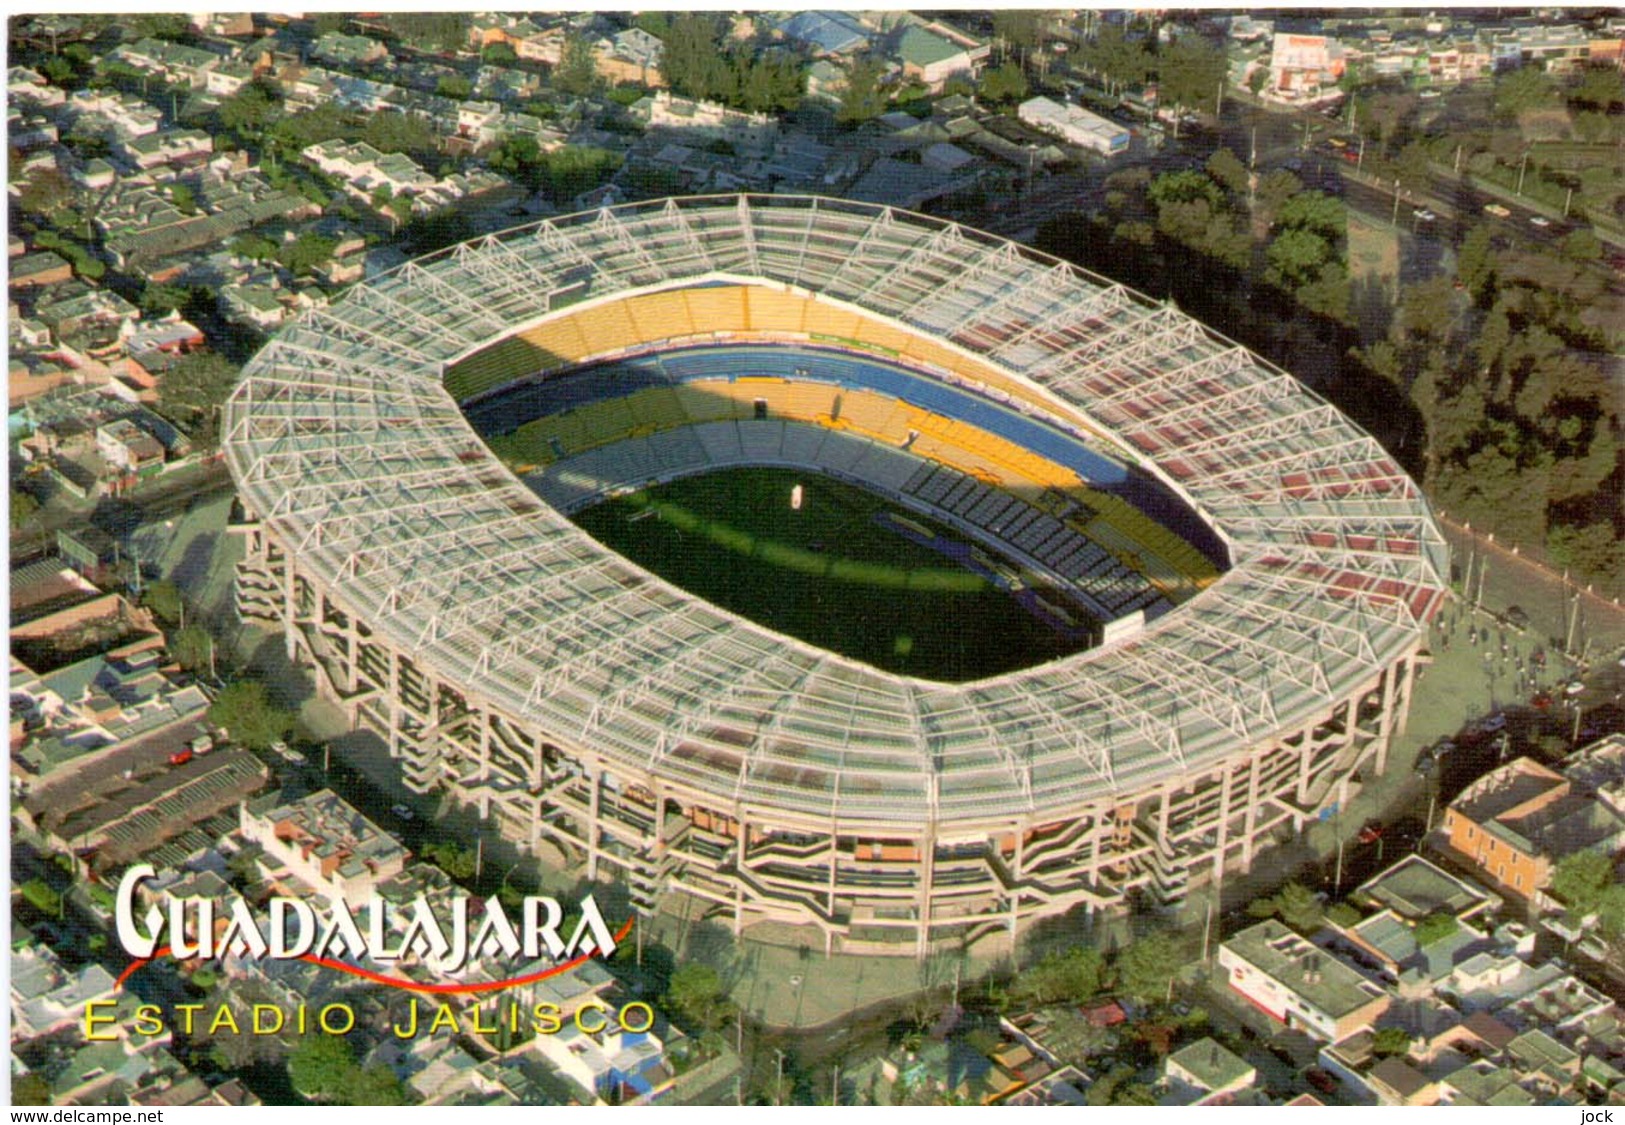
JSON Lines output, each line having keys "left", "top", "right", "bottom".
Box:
{"left": 1224, "top": 919, "right": 1388, "bottom": 1019}
{"left": 1166, "top": 1037, "right": 1253, "bottom": 1092}
{"left": 219, "top": 196, "right": 1447, "bottom": 827}
{"left": 1356, "top": 854, "right": 1495, "bottom": 921}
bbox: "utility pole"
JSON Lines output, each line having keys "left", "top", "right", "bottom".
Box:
{"left": 1391, "top": 178, "right": 1401, "bottom": 227}
{"left": 1564, "top": 186, "right": 1573, "bottom": 218}
{"left": 1201, "top": 897, "right": 1214, "bottom": 962}
{"left": 773, "top": 1047, "right": 786, "bottom": 1106}
{"left": 831, "top": 1062, "right": 841, "bottom": 1107}
{"left": 475, "top": 834, "right": 483, "bottom": 882}
{"left": 1517, "top": 150, "right": 1528, "bottom": 194}
{"left": 1454, "top": 144, "right": 1462, "bottom": 173}
{"left": 1357, "top": 135, "right": 1366, "bottom": 173}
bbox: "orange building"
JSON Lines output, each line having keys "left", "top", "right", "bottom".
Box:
{"left": 1443, "top": 757, "right": 1625, "bottom": 899}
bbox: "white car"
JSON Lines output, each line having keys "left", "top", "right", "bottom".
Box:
{"left": 1412, "top": 208, "right": 1436, "bottom": 222}
{"left": 1529, "top": 215, "right": 1551, "bottom": 228}
{"left": 1565, "top": 680, "right": 1585, "bottom": 696}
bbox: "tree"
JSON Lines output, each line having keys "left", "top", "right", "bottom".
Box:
{"left": 1372, "top": 1026, "right": 1411, "bottom": 1058}
{"left": 1205, "top": 147, "right": 1249, "bottom": 196}
{"left": 142, "top": 580, "right": 185, "bottom": 625}
{"left": 11, "top": 1074, "right": 50, "bottom": 1106}
{"left": 1266, "top": 228, "right": 1332, "bottom": 289}
{"left": 1113, "top": 931, "right": 1182, "bottom": 1002}
{"left": 1276, "top": 190, "right": 1345, "bottom": 240}
{"left": 555, "top": 34, "right": 598, "bottom": 97}
{"left": 661, "top": 15, "right": 726, "bottom": 102}
{"left": 1559, "top": 229, "right": 1603, "bottom": 263}
{"left": 421, "top": 841, "right": 477, "bottom": 881}
{"left": 1573, "top": 64, "right": 1625, "bottom": 112}
{"left": 345, "top": 1065, "right": 408, "bottom": 1106}
{"left": 992, "top": 11, "right": 1043, "bottom": 62}
{"left": 1157, "top": 36, "right": 1225, "bottom": 118}
{"left": 208, "top": 680, "right": 294, "bottom": 751}
{"left": 1148, "top": 169, "right": 1221, "bottom": 209}
{"left": 481, "top": 41, "right": 518, "bottom": 66}
{"left": 277, "top": 232, "right": 338, "bottom": 276}
{"left": 289, "top": 1034, "right": 356, "bottom": 1102}
{"left": 980, "top": 61, "right": 1028, "bottom": 105}
{"left": 140, "top": 283, "right": 192, "bottom": 316}
{"left": 219, "top": 79, "right": 282, "bottom": 137}
{"left": 1455, "top": 225, "right": 1496, "bottom": 302}
{"left": 1276, "top": 882, "right": 1324, "bottom": 932}
{"left": 1360, "top": 91, "right": 1418, "bottom": 156}
{"left": 1014, "top": 945, "right": 1104, "bottom": 1005}
{"left": 1081, "top": 24, "right": 1150, "bottom": 97}
{"left": 1395, "top": 141, "right": 1432, "bottom": 192}
{"left": 1551, "top": 849, "right": 1615, "bottom": 915}
{"left": 156, "top": 352, "right": 239, "bottom": 442}
{"left": 665, "top": 963, "right": 735, "bottom": 1031}
{"left": 171, "top": 625, "right": 215, "bottom": 673}
{"left": 837, "top": 56, "right": 887, "bottom": 126}
{"left": 170, "top": 183, "right": 198, "bottom": 215}
{"left": 10, "top": 489, "right": 40, "bottom": 531}
{"left": 435, "top": 74, "right": 472, "bottom": 99}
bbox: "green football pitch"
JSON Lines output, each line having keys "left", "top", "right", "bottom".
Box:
{"left": 571, "top": 468, "right": 1090, "bottom": 681}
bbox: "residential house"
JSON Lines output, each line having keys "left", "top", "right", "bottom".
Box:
{"left": 595, "top": 28, "right": 665, "bottom": 87}
{"left": 95, "top": 418, "right": 165, "bottom": 476}
{"left": 1018, "top": 96, "right": 1130, "bottom": 156}
{"left": 1219, "top": 919, "right": 1391, "bottom": 1042}
{"left": 1163, "top": 1038, "right": 1257, "bottom": 1104}
{"left": 892, "top": 23, "right": 987, "bottom": 92}
{"left": 238, "top": 788, "right": 409, "bottom": 908}
{"left": 10, "top": 251, "right": 74, "bottom": 290}
{"left": 311, "top": 32, "right": 390, "bottom": 68}
{"left": 1444, "top": 756, "right": 1625, "bottom": 901}
{"left": 774, "top": 11, "right": 871, "bottom": 57}
{"left": 529, "top": 1020, "right": 676, "bottom": 1105}
{"left": 118, "top": 129, "right": 214, "bottom": 171}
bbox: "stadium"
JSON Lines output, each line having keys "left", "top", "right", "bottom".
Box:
{"left": 223, "top": 194, "right": 1448, "bottom": 957}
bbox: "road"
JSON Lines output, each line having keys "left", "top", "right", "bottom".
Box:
{"left": 12, "top": 458, "right": 235, "bottom": 558}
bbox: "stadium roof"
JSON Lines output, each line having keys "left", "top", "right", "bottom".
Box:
{"left": 223, "top": 195, "right": 1448, "bottom": 829}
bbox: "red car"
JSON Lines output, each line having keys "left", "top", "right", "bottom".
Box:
{"left": 1357, "top": 823, "right": 1383, "bottom": 845}
{"left": 1531, "top": 691, "right": 1553, "bottom": 710}
{"left": 168, "top": 748, "right": 193, "bottom": 767}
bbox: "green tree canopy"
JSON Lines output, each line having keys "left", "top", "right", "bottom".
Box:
{"left": 10, "top": 489, "right": 40, "bottom": 531}
{"left": 170, "top": 625, "right": 215, "bottom": 673}
{"left": 1113, "top": 931, "right": 1182, "bottom": 1002}
{"left": 155, "top": 352, "right": 240, "bottom": 443}
{"left": 1013, "top": 945, "right": 1104, "bottom": 1006}
{"left": 141, "top": 580, "right": 185, "bottom": 625}
{"left": 1266, "top": 228, "right": 1332, "bottom": 289}
{"left": 436, "top": 74, "right": 472, "bottom": 99}
{"left": 289, "top": 1034, "right": 356, "bottom": 1101}
{"left": 981, "top": 61, "right": 1029, "bottom": 105}
{"left": 1276, "top": 190, "right": 1345, "bottom": 240}
{"left": 208, "top": 680, "right": 294, "bottom": 751}
{"left": 554, "top": 34, "right": 599, "bottom": 97}
{"left": 1372, "top": 1026, "right": 1411, "bottom": 1058}
{"left": 837, "top": 56, "right": 888, "bottom": 126}
{"left": 664, "top": 963, "right": 736, "bottom": 1031}
{"left": 1157, "top": 35, "right": 1225, "bottom": 116}
{"left": 1495, "top": 65, "right": 1558, "bottom": 117}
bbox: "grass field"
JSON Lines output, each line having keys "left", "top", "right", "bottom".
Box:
{"left": 572, "top": 468, "right": 1089, "bottom": 681}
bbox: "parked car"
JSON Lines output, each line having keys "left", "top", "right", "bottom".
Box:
{"left": 390, "top": 804, "right": 416, "bottom": 821}
{"left": 1529, "top": 215, "right": 1551, "bottom": 228}
{"left": 1531, "top": 691, "right": 1554, "bottom": 710}
{"left": 168, "top": 748, "right": 193, "bottom": 767}
{"left": 1412, "top": 208, "right": 1436, "bottom": 222}
{"left": 1484, "top": 203, "right": 1511, "bottom": 218}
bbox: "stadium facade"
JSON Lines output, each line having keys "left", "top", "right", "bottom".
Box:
{"left": 224, "top": 195, "right": 1448, "bottom": 957}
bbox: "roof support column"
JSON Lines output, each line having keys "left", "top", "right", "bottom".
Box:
{"left": 586, "top": 766, "right": 601, "bottom": 882}
{"left": 1212, "top": 762, "right": 1234, "bottom": 894}
{"left": 916, "top": 826, "right": 936, "bottom": 962}
{"left": 1241, "top": 750, "right": 1262, "bottom": 872}
{"left": 1375, "top": 659, "right": 1400, "bottom": 776}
